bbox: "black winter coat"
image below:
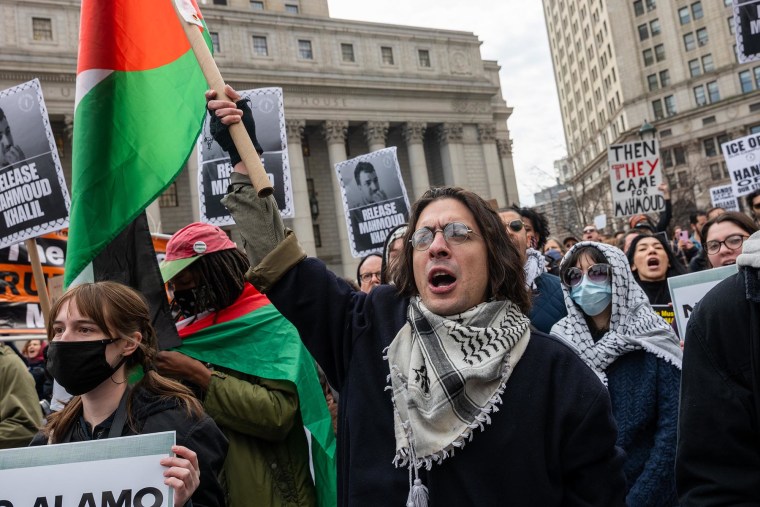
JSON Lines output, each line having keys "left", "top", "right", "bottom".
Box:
{"left": 677, "top": 268, "right": 760, "bottom": 504}
{"left": 268, "top": 258, "right": 627, "bottom": 507}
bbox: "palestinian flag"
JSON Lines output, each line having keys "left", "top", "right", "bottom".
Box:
{"left": 174, "top": 283, "right": 337, "bottom": 507}
{"left": 65, "top": 0, "right": 210, "bottom": 288}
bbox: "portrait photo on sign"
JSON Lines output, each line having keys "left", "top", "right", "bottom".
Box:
{"left": 0, "top": 78, "right": 69, "bottom": 249}
{"left": 335, "top": 147, "right": 411, "bottom": 258}
{"left": 197, "top": 87, "right": 293, "bottom": 226}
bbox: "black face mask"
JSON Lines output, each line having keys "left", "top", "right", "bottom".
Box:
{"left": 172, "top": 288, "right": 199, "bottom": 319}
{"left": 47, "top": 338, "right": 126, "bottom": 396}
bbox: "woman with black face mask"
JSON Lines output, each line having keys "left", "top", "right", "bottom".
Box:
{"left": 32, "top": 281, "right": 228, "bottom": 507}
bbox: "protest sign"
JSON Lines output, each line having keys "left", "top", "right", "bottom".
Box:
{"left": 667, "top": 264, "right": 738, "bottom": 338}
{"left": 335, "top": 147, "right": 411, "bottom": 258}
{"left": 0, "top": 79, "right": 70, "bottom": 249}
{"left": 0, "top": 431, "right": 174, "bottom": 507}
{"left": 608, "top": 140, "right": 665, "bottom": 218}
{"left": 594, "top": 214, "right": 607, "bottom": 232}
{"left": 710, "top": 184, "right": 740, "bottom": 211}
{"left": 734, "top": 0, "right": 760, "bottom": 63}
{"left": 197, "top": 87, "right": 292, "bottom": 226}
{"left": 721, "top": 132, "right": 760, "bottom": 196}
{"left": 0, "top": 230, "right": 169, "bottom": 335}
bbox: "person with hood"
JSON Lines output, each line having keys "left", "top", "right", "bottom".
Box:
{"left": 676, "top": 231, "right": 760, "bottom": 503}
{"left": 626, "top": 234, "right": 686, "bottom": 306}
{"left": 551, "top": 242, "right": 682, "bottom": 507}
{"left": 208, "top": 84, "right": 625, "bottom": 507}
{"left": 0, "top": 341, "right": 41, "bottom": 449}
{"left": 31, "top": 282, "right": 227, "bottom": 507}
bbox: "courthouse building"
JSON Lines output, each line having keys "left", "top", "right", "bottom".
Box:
{"left": 543, "top": 0, "right": 760, "bottom": 231}
{"left": 0, "top": 0, "right": 520, "bottom": 276}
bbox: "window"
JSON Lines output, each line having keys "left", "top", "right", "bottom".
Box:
{"left": 707, "top": 81, "right": 720, "bottom": 103}
{"left": 210, "top": 32, "right": 220, "bottom": 53}
{"left": 32, "top": 17, "right": 52, "bottom": 41}
{"left": 418, "top": 49, "right": 431, "bottom": 68}
{"left": 752, "top": 125, "right": 760, "bottom": 135}
{"left": 650, "top": 19, "right": 661, "bottom": 36}
{"left": 679, "top": 7, "right": 690, "bottom": 25}
{"left": 684, "top": 32, "right": 696, "bottom": 51}
{"left": 691, "top": 1, "right": 703, "bottom": 20}
{"left": 638, "top": 24, "right": 649, "bottom": 41}
{"left": 159, "top": 183, "right": 178, "bottom": 207}
{"left": 634, "top": 0, "right": 644, "bottom": 16}
{"left": 312, "top": 225, "right": 322, "bottom": 248}
{"left": 213, "top": 0, "right": 227, "bottom": 4}
{"left": 643, "top": 48, "right": 654, "bottom": 66}
{"left": 697, "top": 28, "right": 708, "bottom": 46}
{"left": 250, "top": 0, "right": 264, "bottom": 9}
{"left": 664, "top": 95, "right": 677, "bottom": 116}
{"left": 298, "top": 39, "right": 313, "bottom": 60}
{"left": 652, "top": 99, "right": 664, "bottom": 120}
{"left": 655, "top": 44, "right": 665, "bottom": 62}
{"left": 694, "top": 85, "right": 707, "bottom": 106}
{"left": 341, "top": 43, "right": 355, "bottom": 62}
{"left": 662, "top": 149, "right": 673, "bottom": 168}
{"left": 702, "top": 54, "right": 714, "bottom": 72}
{"left": 646, "top": 0, "right": 656, "bottom": 11}
{"left": 285, "top": 4, "right": 299, "bottom": 13}
{"left": 740, "top": 70, "right": 754, "bottom": 93}
{"left": 381, "top": 46, "right": 394, "bottom": 65}
{"left": 675, "top": 147, "right": 687, "bottom": 165}
{"left": 755, "top": 67, "right": 760, "bottom": 87}
{"left": 252, "top": 35, "right": 268, "bottom": 56}
{"left": 689, "top": 59, "right": 701, "bottom": 77}
{"left": 647, "top": 74, "right": 659, "bottom": 91}
{"left": 660, "top": 69, "right": 670, "bottom": 87}
{"left": 678, "top": 171, "right": 689, "bottom": 187}
{"left": 709, "top": 163, "right": 722, "bottom": 180}
{"left": 704, "top": 138, "right": 717, "bottom": 157}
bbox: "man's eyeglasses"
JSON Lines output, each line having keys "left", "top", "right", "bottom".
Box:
{"left": 506, "top": 219, "right": 524, "bottom": 232}
{"left": 359, "top": 271, "right": 381, "bottom": 283}
{"left": 583, "top": 228, "right": 597, "bottom": 234}
{"left": 561, "top": 263, "right": 612, "bottom": 288}
{"left": 704, "top": 234, "right": 749, "bottom": 255}
{"left": 410, "top": 222, "right": 479, "bottom": 251}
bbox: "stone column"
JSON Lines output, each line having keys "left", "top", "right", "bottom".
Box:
{"left": 497, "top": 138, "right": 520, "bottom": 205}
{"left": 478, "top": 123, "right": 506, "bottom": 207}
{"left": 323, "top": 120, "right": 356, "bottom": 277}
{"left": 437, "top": 123, "right": 466, "bottom": 186}
{"left": 286, "top": 119, "right": 317, "bottom": 256}
{"left": 364, "top": 121, "right": 389, "bottom": 152}
{"left": 402, "top": 122, "right": 430, "bottom": 200}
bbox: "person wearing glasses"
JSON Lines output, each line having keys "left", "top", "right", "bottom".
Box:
{"left": 582, "top": 225, "right": 602, "bottom": 242}
{"left": 699, "top": 212, "right": 758, "bottom": 268}
{"left": 498, "top": 208, "right": 567, "bottom": 333}
{"left": 551, "top": 242, "right": 682, "bottom": 507}
{"left": 210, "top": 81, "right": 625, "bottom": 507}
{"left": 356, "top": 254, "right": 382, "bottom": 293}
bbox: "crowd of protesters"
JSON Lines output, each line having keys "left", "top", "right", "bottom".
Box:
{"left": 4, "top": 87, "right": 760, "bottom": 507}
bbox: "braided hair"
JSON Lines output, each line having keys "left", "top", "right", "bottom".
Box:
{"left": 185, "top": 248, "right": 250, "bottom": 313}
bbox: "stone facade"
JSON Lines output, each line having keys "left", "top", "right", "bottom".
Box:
{"left": 544, "top": 0, "right": 760, "bottom": 231}
{"left": 0, "top": 0, "right": 520, "bottom": 277}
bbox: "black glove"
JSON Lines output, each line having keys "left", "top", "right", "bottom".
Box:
{"left": 209, "top": 98, "right": 264, "bottom": 167}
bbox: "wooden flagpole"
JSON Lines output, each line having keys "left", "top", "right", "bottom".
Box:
{"left": 25, "top": 238, "right": 51, "bottom": 327}
{"left": 172, "top": 0, "right": 273, "bottom": 197}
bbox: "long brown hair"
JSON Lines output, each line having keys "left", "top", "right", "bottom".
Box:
{"left": 43, "top": 281, "right": 202, "bottom": 443}
{"left": 395, "top": 187, "right": 531, "bottom": 314}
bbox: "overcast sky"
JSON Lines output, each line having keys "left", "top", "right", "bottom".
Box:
{"left": 327, "top": 0, "right": 567, "bottom": 205}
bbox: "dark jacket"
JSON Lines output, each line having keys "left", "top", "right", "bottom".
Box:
{"left": 608, "top": 350, "right": 680, "bottom": 507}
{"left": 529, "top": 272, "right": 568, "bottom": 333}
{"left": 677, "top": 269, "right": 760, "bottom": 504}
{"left": 266, "top": 256, "right": 627, "bottom": 507}
{"left": 31, "top": 387, "right": 228, "bottom": 507}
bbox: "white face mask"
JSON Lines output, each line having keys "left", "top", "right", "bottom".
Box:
{"left": 570, "top": 279, "right": 612, "bottom": 316}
